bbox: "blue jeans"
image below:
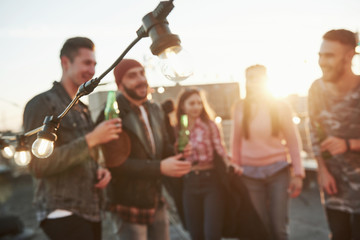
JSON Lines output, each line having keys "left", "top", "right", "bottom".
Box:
{"left": 183, "top": 169, "right": 224, "bottom": 240}
{"left": 112, "top": 203, "right": 169, "bottom": 240}
{"left": 242, "top": 167, "right": 290, "bottom": 240}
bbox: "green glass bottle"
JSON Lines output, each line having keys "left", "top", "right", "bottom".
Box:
{"left": 178, "top": 114, "right": 190, "bottom": 153}
{"left": 104, "top": 91, "right": 120, "bottom": 120}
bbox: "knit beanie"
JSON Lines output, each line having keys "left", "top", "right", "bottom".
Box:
{"left": 114, "top": 59, "right": 143, "bottom": 86}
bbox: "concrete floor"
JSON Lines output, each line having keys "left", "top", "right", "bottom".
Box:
{"left": 0, "top": 172, "right": 329, "bottom": 240}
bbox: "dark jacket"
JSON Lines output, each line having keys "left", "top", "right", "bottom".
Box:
{"left": 23, "top": 82, "right": 102, "bottom": 223}
{"left": 213, "top": 151, "right": 270, "bottom": 240}
{"left": 166, "top": 149, "right": 270, "bottom": 240}
{"left": 98, "top": 94, "right": 174, "bottom": 208}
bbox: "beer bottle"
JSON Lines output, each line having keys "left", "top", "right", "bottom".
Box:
{"left": 178, "top": 114, "right": 190, "bottom": 153}
{"left": 104, "top": 91, "right": 120, "bottom": 120}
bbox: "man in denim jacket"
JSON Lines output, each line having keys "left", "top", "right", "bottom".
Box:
{"left": 23, "top": 37, "right": 122, "bottom": 240}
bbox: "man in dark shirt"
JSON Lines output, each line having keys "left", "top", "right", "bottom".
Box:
{"left": 23, "top": 37, "right": 122, "bottom": 240}
{"left": 98, "top": 59, "right": 191, "bottom": 240}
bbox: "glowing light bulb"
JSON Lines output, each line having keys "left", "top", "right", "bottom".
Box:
{"left": 157, "top": 87, "right": 165, "bottom": 94}
{"left": 1, "top": 145, "right": 15, "bottom": 159}
{"left": 159, "top": 46, "right": 193, "bottom": 82}
{"left": 293, "top": 116, "right": 301, "bottom": 125}
{"left": 215, "top": 116, "right": 222, "bottom": 124}
{"left": 32, "top": 138, "right": 54, "bottom": 158}
{"left": 14, "top": 150, "right": 31, "bottom": 166}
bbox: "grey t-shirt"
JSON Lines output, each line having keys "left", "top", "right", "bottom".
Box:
{"left": 308, "top": 78, "right": 360, "bottom": 213}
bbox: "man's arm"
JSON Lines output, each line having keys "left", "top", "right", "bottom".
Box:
{"left": 110, "top": 153, "right": 191, "bottom": 178}
{"left": 24, "top": 94, "right": 121, "bottom": 178}
{"left": 315, "top": 155, "right": 338, "bottom": 195}
{"left": 321, "top": 136, "right": 360, "bottom": 155}
{"left": 308, "top": 85, "right": 337, "bottom": 195}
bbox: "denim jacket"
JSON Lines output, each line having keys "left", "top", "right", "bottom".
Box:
{"left": 23, "top": 82, "right": 102, "bottom": 223}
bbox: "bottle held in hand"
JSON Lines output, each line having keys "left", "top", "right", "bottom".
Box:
{"left": 178, "top": 114, "right": 190, "bottom": 160}
{"left": 104, "top": 91, "right": 120, "bottom": 120}
{"left": 102, "top": 90, "right": 130, "bottom": 168}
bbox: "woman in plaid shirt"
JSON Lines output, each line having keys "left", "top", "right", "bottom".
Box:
{"left": 175, "top": 88, "right": 242, "bottom": 240}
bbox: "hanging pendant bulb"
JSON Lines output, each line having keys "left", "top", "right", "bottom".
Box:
{"left": 14, "top": 150, "right": 31, "bottom": 166}
{"left": 140, "top": 5, "right": 193, "bottom": 83}
{"left": 14, "top": 135, "right": 31, "bottom": 166}
{"left": 32, "top": 138, "right": 54, "bottom": 158}
{"left": 0, "top": 139, "right": 15, "bottom": 159}
{"left": 31, "top": 116, "right": 58, "bottom": 159}
{"left": 158, "top": 45, "right": 193, "bottom": 82}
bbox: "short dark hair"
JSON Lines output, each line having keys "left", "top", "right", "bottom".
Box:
{"left": 323, "top": 29, "right": 357, "bottom": 49}
{"left": 60, "top": 37, "right": 95, "bottom": 62}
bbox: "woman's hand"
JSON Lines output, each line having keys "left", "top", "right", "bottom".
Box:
{"left": 288, "top": 176, "right": 303, "bottom": 198}
{"left": 228, "top": 163, "right": 243, "bottom": 175}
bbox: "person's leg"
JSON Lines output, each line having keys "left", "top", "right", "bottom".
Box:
{"left": 242, "top": 176, "right": 271, "bottom": 235}
{"left": 326, "top": 208, "right": 351, "bottom": 240}
{"left": 267, "top": 168, "right": 290, "bottom": 240}
{"left": 147, "top": 202, "right": 170, "bottom": 240}
{"left": 203, "top": 171, "right": 224, "bottom": 240}
{"left": 111, "top": 213, "right": 147, "bottom": 240}
{"left": 352, "top": 213, "right": 360, "bottom": 240}
{"left": 41, "top": 215, "right": 98, "bottom": 240}
{"left": 183, "top": 173, "right": 205, "bottom": 240}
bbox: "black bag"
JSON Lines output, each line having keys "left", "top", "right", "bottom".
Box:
{"left": 212, "top": 148, "right": 270, "bottom": 240}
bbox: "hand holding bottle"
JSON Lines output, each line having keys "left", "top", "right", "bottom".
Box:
{"left": 86, "top": 118, "right": 122, "bottom": 148}
{"left": 177, "top": 114, "right": 190, "bottom": 161}
{"left": 160, "top": 154, "right": 192, "bottom": 177}
{"left": 104, "top": 91, "right": 120, "bottom": 120}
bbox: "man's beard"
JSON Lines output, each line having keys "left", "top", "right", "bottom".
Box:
{"left": 322, "top": 59, "right": 346, "bottom": 83}
{"left": 122, "top": 82, "right": 149, "bottom": 101}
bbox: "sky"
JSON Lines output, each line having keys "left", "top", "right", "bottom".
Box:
{"left": 0, "top": 0, "right": 360, "bottom": 131}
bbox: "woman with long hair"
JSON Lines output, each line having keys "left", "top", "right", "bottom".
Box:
{"left": 175, "top": 88, "right": 241, "bottom": 240}
{"left": 231, "top": 65, "right": 305, "bottom": 240}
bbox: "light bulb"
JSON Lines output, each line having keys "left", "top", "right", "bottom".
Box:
{"left": 14, "top": 150, "right": 31, "bottom": 166}
{"left": 159, "top": 46, "right": 193, "bottom": 82}
{"left": 1, "top": 145, "right": 15, "bottom": 159}
{"left": 32, "top": 138, "right": 54, "bottom": 158}
{"left": 215, "top": 116, "right": 222, "bottom": 124}
{"left": 293, "top": 116, "right": 301, "bottom": 125}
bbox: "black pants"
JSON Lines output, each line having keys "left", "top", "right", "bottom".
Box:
{"left": 41, "top": 215, "right": 101, "bottom": 240}
{"left": 326, "top": 208, "right": 360, "bottom": 240}
{"left": 183, "top": 169, "right": 224, "bottom": 240}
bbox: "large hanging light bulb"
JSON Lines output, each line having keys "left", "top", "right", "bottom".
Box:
{"left": 32, "top": 138, "right": 54, "bottom": 158}
{"left": 158, "top": 45, "right": 193, "bottom": 82}
{"left": 140, "top": 1, "right": 193, "bottom": 82}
